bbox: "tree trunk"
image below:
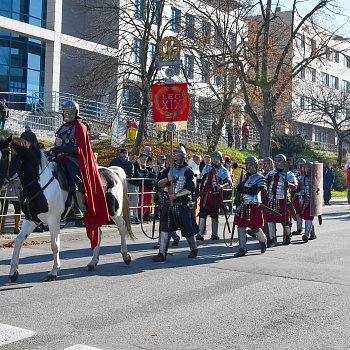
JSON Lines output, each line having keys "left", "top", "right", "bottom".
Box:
{"left": 259, "top": 91, "right": 273, "bottom": 157}
{"left": 131, "top": 107, "right": 147, "bottom": 156}
{"left": 208, "top": 113, "right": 226, "bottom": 153}
{"left": 337, "top": 137, "right": 343, "bottom": 168}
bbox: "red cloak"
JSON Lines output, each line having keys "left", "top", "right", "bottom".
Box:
{"left": 69, "top": 121, "right": 109, "bottom": 249}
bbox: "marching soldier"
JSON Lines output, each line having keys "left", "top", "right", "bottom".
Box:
{"left": 292, "top": 158, "right": 306, "bottom": 235}
{"left": 152, "top": 145, "right": 199, "bottom": 262}
{"left": 196, "top": 150, "right": 232, "bottom": 241}
{"left": 298, "top": 162, "right": 323, "bottom": 243}
{"left": 262, "top": 157, "right": 274, "bottom": 176}
{"left": 265, "top": 154, "right": 298, "bottom": 245}
{"left": 234, "top": 156, "right": 268, "bottom": 257}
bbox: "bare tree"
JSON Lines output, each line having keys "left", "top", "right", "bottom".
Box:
{"left": 77, "top": 0, "right": 172, "bottom": 155}
{"left": 295, "top": 84, "right": 350, "bottom": 167}
{"left": 183, "top": 0, "right": 350, "bottom": 156}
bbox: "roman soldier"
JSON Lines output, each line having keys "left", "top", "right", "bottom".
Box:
{"left": 196, "top": 150, "right": 232, "bottom": 241}
{"left": 52, "top": 100, "right": 109, "bottom": 249}
{"left": 262, "top": 157, "right": 274, "bottom": 176}
{"left": 298, "top": 162, "right": 320, "bottom": 243}
{"left": 291, "top": 158, "right": 306, "bottom": 235}
{"left": 265, "top": 154, "right": 298, "bottom": 246}
{"left": 152, "top": 145, "right": 199, "bottom": 262}
{"left": 234, "top": 156, "right": 268, "bottom": 257}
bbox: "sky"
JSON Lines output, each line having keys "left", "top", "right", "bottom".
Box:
{"left": 277, "top": 0, "right": 350, "bottom": 36}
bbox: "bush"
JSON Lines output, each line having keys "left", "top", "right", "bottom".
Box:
{"left": 334, "top": 168, "right": 347, "bottom": 192}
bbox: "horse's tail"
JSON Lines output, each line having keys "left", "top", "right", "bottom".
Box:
{"left": 121, "top": 173, "right": 135, "bottom": 241}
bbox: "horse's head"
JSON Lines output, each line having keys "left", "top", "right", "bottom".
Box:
{"left": 0, "top": 135, "right": 26, "bottom": 188}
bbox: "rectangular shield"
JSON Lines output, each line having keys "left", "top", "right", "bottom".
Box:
{"left": 310, "top": 162, "right": 323, "bottom": 216}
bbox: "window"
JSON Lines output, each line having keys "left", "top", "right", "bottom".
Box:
{"left": 228, "top": 32, "right": 236, "bottom": 50}
{"left": 333, "top": 51, "right": 340, "bottom": 63}
{"left": 330, "top": 75, "right": 339, "bottom": 89}
{"left": 343, "top": 54, "right": 350, "bottom": 68}
{"left": 295, "top": 34, "right": 304, "bottom": 49}
{"left": 305, "top": 67, "right": 316, "bottom": 82}
{"left": 213, "top": 75, "right": 221, "bottom": 86}
{"left": 304, "top": 97, "right": 314, "bottom": 111}
{"left": 343, "top": 80, "right": 350, "bottom": 93}
{"left": 214, "top": 26, "right": 222, "bottom": 46}
{"left": 202, "top": 20, "right": 211, "bottom": 44}
{"left": 184, "top": 55, "right": 194, "bottom": 79}
{"left": 320, "top": 72, "right": 329, "bottom": 86}
{"left": 151, "top": 0, "right": 161, "bottom": 24}
{"left": 294, "top": 95, "right": 303, "bottom": 108}
{"left": 201, "top": 60, "right": 210, "bottom": 82}
{"left": 134, "top": 39, "right": 142, "bottom": 64}
{"left": 305, "top": 37, "right": 313, "bottom": 53}
{"left": 171, "top": 7, "right": 181, "bottom": 32}
{"left": 185, "top": 14, "right": 195, "bottom": 37}
{"left": 150, "top": 43, "right": 156, "bottom": 61}
{"left": 135, "top": 0, "right": 146, "bottom": 19}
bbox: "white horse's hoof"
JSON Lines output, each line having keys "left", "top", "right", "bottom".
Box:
{"left": 9, "top": 270, "right": 19, "bottom": 283}
{"left": 85, "top": 265, "right": 95, "bottom": 271}
{"left": 45, "top": 274, "right": 57, "bottom": 282}
{"left": 123, "top": 254, "right": 132, "bottom": 264}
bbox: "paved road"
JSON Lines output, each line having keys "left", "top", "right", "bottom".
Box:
{"left": 0, "top": 200, "right": 349, "bottom": 350}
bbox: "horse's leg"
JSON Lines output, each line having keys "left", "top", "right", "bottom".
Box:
{"left": 46, "top": 218, "right": 61, "bottom": 281}
{"left": 114, "top": 215, "right": 131, "bottom": 264}
{"left": 9, "top": 220, "right": 36, "bottom": 283}
{"left": 86, "top": 227, "right": 102, "bottom": 271}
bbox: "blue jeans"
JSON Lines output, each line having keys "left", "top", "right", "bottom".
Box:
{"left": 0, "top": 119, "right": 6, "bottom": 129}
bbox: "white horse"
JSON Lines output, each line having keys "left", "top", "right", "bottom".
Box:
{"left": 0, "top": 135, "right": 135, "bottom": 282}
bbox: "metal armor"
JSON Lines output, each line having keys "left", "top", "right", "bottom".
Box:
{"left": 202, "top": 164, "right": 231, "bottom": 188}
{"left": 267, "top": 169, "right": 297, "bottom": 199}
{"left": 237, "top": 173, "right": 266, "bottom": 204}
{"left": 54, "top": 124, "right": 78, "bottom": 165}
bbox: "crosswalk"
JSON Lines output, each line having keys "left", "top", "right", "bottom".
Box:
{"left": 0, "top": 323, "right": 102, "bottom": 349}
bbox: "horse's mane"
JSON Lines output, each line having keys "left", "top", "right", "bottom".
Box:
{"left": 12, "top": 137, "right": 48, "bottom": 170}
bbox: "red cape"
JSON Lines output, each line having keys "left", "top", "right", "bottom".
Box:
{"left": 67, "top": 121, "right": 109, "bottom": 249}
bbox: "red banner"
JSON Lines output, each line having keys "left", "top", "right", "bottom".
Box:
{"left": 152, "top": 83, "right": 190, "bottom": 123}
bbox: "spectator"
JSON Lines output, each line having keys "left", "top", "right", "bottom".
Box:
{"left": 0, "top": 98, "right": 9, "bottom": 130}
{"left": 234, "top": 123, "right": 241, "bottom": 148}
{"left": 0, "top": 174, "right": 22, "bottom": 234}
{"left": 199, "top": 154, "right": 211, "bottom": 174}
{"left": 188, "top": 154, "right": 202, "bottom": 185}
{"left": 226, "top": 120, "right": 234, "bottom": 148}
{"left": 20, "top": 125, "right": 38, "bottom": 146}
{"left": 127, "top": 118, "right": 138, "bottom": 141}
{"left": 109, "top": 148, "right": 138, "bottom": 223}
{"left": 242, "top": 121, "right": 250, "bottom": 149}
{"left": 143, "top": 146, "right": 152, "bottom": 159}
{"left": 345, "top": 159, "right": 350, "bottom": 204}
{"left": 323, "top": 162, "right": 335, "bottom": 205}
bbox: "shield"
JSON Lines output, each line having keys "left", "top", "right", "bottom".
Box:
{"left": 310, "top": 162, "right": 323, "bottom": 216}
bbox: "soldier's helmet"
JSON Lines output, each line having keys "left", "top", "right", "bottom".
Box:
{"left": 211, "top": 150, "right": 223, "bottom": 165}
{"left": 62, "top": 100, "right": 81, "bottom": 122}
{"left": 274, "top": 154, "right": 287, "bottom": 170}
{"left": 296, "top": 157, "right": 306, "bottom": 165}
{"left": 245, "top": 156, "right": 258, "bottom": 174}
{"left": 174, "top": 144, "right": 187, "bottom": 165}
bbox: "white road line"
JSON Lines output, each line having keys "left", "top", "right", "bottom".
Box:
{"left": 64, "top": 345, "right": 102, "bottom": 350}
{"left": 0, "top": 323, "right": 36, "bottom": 346}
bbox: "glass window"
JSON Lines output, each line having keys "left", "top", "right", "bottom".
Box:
{"left": 343, "top": 80, "right": 350, "bottom": 93}
{"left": 29, "top": 0, "right": 43, "bottom": 18}
{"left": 295, "top": 34, "right": 304, "bottom": 48}
{"left": 171, "top": 7, "right": 181, "bottom": 33}
{"left": 28, "top": 53, "right": 40, "bottom": 70}
{"left": 150, "top": 43, "right": 156, "bottom": 61}
{"left": 184, "top": 55, "right": 194, "bottom": 79}
{"left": 0, "top": 0, "right": 11, "bottom": 12}
{"left": 185, "top": 14, "right": 195, "bottom": 37}
{"left": 134, "top": 38, "right": 142, "bottom": 64}
{"left": 135, "top": 0, "right": 146, "bottom": 19}
{"left": 151, "top": 0, "right": 161, "bottom": 24}
{"left": 320, "top": 71, "right": 329, "bottom": 86}
{"left": 27, "top": 69, "right": 40, "bottom": 92}
{"left": 330, "top": 75, "right": 339, "bottom": 89}
{"left": 202, "top": 20, "right": 211, "bottom": 44}
{"left": 214, "top": 26, "right": 222, "bottom": 46}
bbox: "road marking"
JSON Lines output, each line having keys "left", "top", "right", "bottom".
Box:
{"left": 65, "top": 345, "right": 103, "bottom": 350}
{"left": 0, "top": 323, "right": 36, "bottom": 346}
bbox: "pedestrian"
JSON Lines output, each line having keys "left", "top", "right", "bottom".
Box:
{"left": 199, "top": 154, "right": 211, "bottom": 174}
{"left": 0, "top": 98, "right": 9, "bottom": 130}
{"left": 0, "top": 173, "right": 22, "bottom": 235}
{"left": 152, "top": 145, "right": 199, "bottom": 262}
{"left": 345, "top": 159, "right": 350, "bottom": 204}
{"left": 234, "top": 156, "right": 268, "bottom": 257}
{"left": 196, "top": 150, "right": 232, "bottom": 241}
{"left": 234, "top": 123, "right": 241, "bottom": 148}
{"left": 127, "top": 118, "right": 138, "bottom": 141}
{"left": 323, "top": 162, "right": 335, "bottom": 205}
{"left": 226, "top": 119, "right": 234, "bottom": 148}
{"left": 242, "top": 121, "right": 250, "bottom": 149}
{"left": 20, "top": 125, "right": 38, "bottom": 147}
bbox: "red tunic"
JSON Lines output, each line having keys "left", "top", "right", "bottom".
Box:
{"left": 73, "top": 121, "right": 109, "bottom": 250}
{"left": 235, "top": 204, "right": 264, "bottom": 229}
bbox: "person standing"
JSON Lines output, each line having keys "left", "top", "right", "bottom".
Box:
{"left": 226, "top": 119, "right": 234, "bottom": 148}
{"left": 196, "top": 150, "right": 232, "bottom": 241}
{"left": 323, "top": 163, "right": 335, "bottom": 205}
{"left": 52, "top": 100, "right": 109, "bottom": 249}
{"left": 234, "top": 156, "right": 267, "bottom": 257}
{"left": 21, "top": 125, "right": 38, "bottom": 147}
{"left": 152, "top": 145, "right": 199, "bottom": 262}
{"left": 242, "top": 121, "right": 250, "bottom": 149}
{"left": 345, "top": 159, "right": 350, "bottom": 204}
{"left": 265, "top": 154, "right": 298, "bottom": 246}
{"left": 0, "top": 98, "right": 9, "bottom": 130}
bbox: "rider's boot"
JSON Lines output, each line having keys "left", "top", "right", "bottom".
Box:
{"left": 74, "top": 191, "right": 86, "bottom": 220}
{"left": 14, "top": 215, "right": 21, "bottom": 234}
